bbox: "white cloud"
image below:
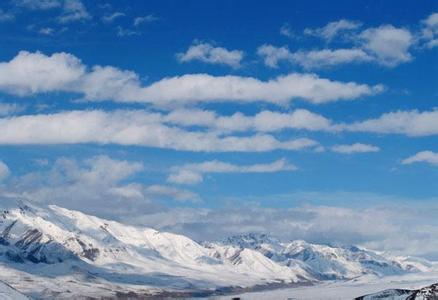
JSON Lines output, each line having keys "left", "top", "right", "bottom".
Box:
{"left": 167, "top": 158, "right": 296, "bottom": 185}
{"left": 102, "top": 12, "right": 125, "bottom": 24}
{"left": 341, "top": 109, "right": 438, "bottom": 136}
{"left": 0, "top": 9, "right": 15, "bottom": 22}
{"left": 131, "top": 198, "right": 438, "bottom": 258}
{"left": 331, "top": 143, "right": 380, "bottom": 154}
{"left": 0, "top": 110, "right": 320, "bottom": 152}
{"left": 6, "top": 155, "right": 165, "bottom": 218}
{"left": 402, "top": 151, "right": 438, "bottom": 166}
{"left": 304, "top": 19, "right": 362, "bottom": 41}
{"left": 257, "top": 44, "right": 372, "bottom": 69}
{"left": 138, "top": 73, "right": 382, "bottom": 106}
{"left": 57, "top": 0, "right": 90, "bottom": 23}
{"left": 0, "top": 103, "right": 25, "bottom": 116}
{"left": 421, "top": 12, "right": 438, "bottom": 48}
{"left": 0, "top": 51, "right": 85, "bottom": 95}
{"left": 0, "top": 51, "right": 383, "bottom": 106}
{"left": 134, "top": 15, "right": 158, "bottom": 26}
{"left": 177, "top": 42, "right": 244, "bottom": 68}
{"left": 164, "top": 108, "right": 333, "bottom": 133}
{"left": 145, "top": 185, "right": 201, "bottom": 202}
{"left": 259, "top": 24, "right": 414, "bottom": 69}
{"left": 266, "top": 22, "right": 414, "bottom": 69}
{"left": 0, "top": 160, "right": 9, "bottom": 181}
{"left": 360, "top": 25, "right": 414, "bottom": 67}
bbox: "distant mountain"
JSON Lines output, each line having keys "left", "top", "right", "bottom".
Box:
{"left": 216, "top": 233, "right": 429, "bottom": 280}
{"left": 355, "top": 283, "right": 438, "bottom": 299}
{"left": 0, "top": 197, "right": 431, "bottom": 298}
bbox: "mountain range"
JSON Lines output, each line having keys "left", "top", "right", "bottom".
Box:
{"left": 0, "top": 196, "right": 433, "bottom": 298}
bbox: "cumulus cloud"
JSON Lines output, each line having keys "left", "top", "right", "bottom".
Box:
{"left": 331, "top": 143, "right": 380, "bottom": 154}
{"left": 359, "top": 25, "right": 414, "bottom": 67}
{"left": 3, "top": 155, "right": 200, "bottom": 218}
{"left": 0, "top": 110, "right": 320, "bottom": 152}
{"left": 0, "top": 51, "right": 383, "bottom": 106}
{"left": 304, "top": 19, "right": 362, "bottom": 41}
{"left": 402, "top": 151, "right": 438, "bottom": 166}
{"left": 6, "top": 155, "right": 156, "bottom": 217}
{"left": 167, "top": 158, "right": 296, "bottom": 185}
{"left": 177, "top": 42, "right": 244, "bottom": 68}
{"left": 420, "top": 12, "right": 438, "bottom": 48}
{"left": 340, "top": 109, "right": 438, "bottom": 136}
{"left": 257, "top": 44, "right": 372, "bottom": 69}
{"left": 138, "top": 73, "right": 382, "bottom": 106}
{"left": 0, "top": 51, "right": 85, "bottom": 95}
{"left": 265, "top": 21, "right": 415, "bottom": 69}
{"left": 259, "top": 24, "right": 414, "bottom": 69}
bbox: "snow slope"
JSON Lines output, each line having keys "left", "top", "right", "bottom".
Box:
{"left": 218, "top": 233, "right": 428, "bottom": 280}
{"left": 0, "top": 281, "right": 28, "bottom": 300}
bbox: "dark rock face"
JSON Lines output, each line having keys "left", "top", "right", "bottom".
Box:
{"left": 0, "top": 220, "right": 79, "bottom": 264}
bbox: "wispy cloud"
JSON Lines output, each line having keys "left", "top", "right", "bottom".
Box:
{"left": 304, "top": 19, "right": 362, "bottom": 41}
{"left": 102, "top": 12, "right": 125, "bottom": 24}
{"left": 134, "top": 14, "right": 158, "bottom": 26}
{"left": 402, "top": 151, "right": 438, "bottom": 166}
{"left": 339, "top": 109, "right": 438, "bottom": 136}
{"left": 167, "top": 159, "right": 296, "bottom": 185}
{"left": 116, "top": 26, "right": 139, "bottom": 37}
{"left": 331, "top": 143, "right": 380, "bottom": 154}
{"left": 57, "top": 0, "right": 90, "bottom": 23}
{"left": 0, "top": 9, "right": 15, "bottom": 22}
{"left": 14, "top": 0, "right": 61, "bottom": 10}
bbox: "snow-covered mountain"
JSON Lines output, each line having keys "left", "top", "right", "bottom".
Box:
{"left": 216, "top": 233, "right": 430, "bottom": 280}
{"left": 0, "top": 197, "right": 431, "bottom": 298}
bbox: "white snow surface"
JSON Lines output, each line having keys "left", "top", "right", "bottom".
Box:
{"left": 0, "top": 281, "right": 28, "bottom": 300}
{"left": 214, "top": 270, "right": 438, "bottom": 300}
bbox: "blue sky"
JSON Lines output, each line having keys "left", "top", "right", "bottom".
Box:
{"left": 0, "top": 0, "right": 438, "bottom": 257}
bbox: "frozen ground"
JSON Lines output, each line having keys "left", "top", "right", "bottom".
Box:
{"left": 213, "top": 271, "right": 438, "bottom": 300}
